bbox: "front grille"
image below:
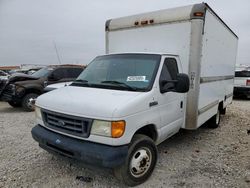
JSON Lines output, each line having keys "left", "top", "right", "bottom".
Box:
{"left": 42, "top": 109, "right": 92, "bottom": 138}
{"left": 0, "top": 84, "right": 14, "bottom": 101}
{"left": 0, "top": 79, "right": 7, "bottom": 95}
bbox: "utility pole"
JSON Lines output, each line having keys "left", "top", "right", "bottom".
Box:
{"left": 53, "top": 41, "right": 62, "bottom": 65}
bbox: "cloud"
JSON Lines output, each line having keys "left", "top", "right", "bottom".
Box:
{"left": 0, "top": 0, "right": 249, "bottom": 66}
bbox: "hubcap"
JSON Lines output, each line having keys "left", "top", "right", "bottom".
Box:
{"left": 130, "top": 147, "right": 152, "bottom": 178}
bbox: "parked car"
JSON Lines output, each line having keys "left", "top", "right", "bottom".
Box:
{"left": 31, "top": 3, "right": 238, "bottom": 186}
{"left": 0, "top": 70, "right": 9, "bottom": 80}
{"left": 44, "top": 82, "right": 72, "bottom": 93}
{"left": 0, "top": 65, "right": 84, "bottom": 111}
{"left": 234, "top": 65, "right": 250, "bottom": 98}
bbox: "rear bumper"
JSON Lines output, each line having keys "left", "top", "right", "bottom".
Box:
{"left": 31, "top": 125, "right": 128, "bottom": 168}
{"left": 234, "top": 87, "right": 250, "bottom": 96}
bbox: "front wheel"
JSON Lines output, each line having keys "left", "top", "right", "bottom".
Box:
{"left": 22, "top": 93, "right": 38, "bottom": 111}
{"left": 114, "top": 134, "right": 157, "bottom": 187}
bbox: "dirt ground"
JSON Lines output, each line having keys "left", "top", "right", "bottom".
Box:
{"left": 0, "top": 100, "right": 249, "bottom": 188}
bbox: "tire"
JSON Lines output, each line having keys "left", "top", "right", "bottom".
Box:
{"left": 208, "top": 109, "right": 221, "bottom": 128}
{"left": 22, "top": 93, "right": 38, "bottom": 111}
{"left": 114, "top": 134, "right": 157, "bottom": 187}
{"left": 8, "top": 101, "right": 22, "bottom": 108}
{"left": 220, "top": 108, "right": 226, "bottom": 115}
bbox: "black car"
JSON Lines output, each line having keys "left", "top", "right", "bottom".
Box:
{"left": 0, "top": 65, "right": 84, "bottom": 111}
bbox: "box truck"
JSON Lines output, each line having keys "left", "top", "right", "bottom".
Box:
{"left": 31, "top": 3, "right": 238, "bottom": 186}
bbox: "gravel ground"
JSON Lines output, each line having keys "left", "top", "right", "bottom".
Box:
{"left": 0, "top": 100, "right": 249, "bottom": 188}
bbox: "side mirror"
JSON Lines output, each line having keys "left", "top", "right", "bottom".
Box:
{"left": 160, "top": 73, "right": 190, "bottom": 93}
{"left": 175, "top": 73, "right": 190, "bottom": 93}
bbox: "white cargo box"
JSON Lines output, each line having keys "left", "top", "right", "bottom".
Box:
{"left": 105, "top": 3, "right": 238, "bottom": 129}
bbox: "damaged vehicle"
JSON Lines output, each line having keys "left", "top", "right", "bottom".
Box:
{"left": 0, "top": 65, "right": 84, "bottom": 111}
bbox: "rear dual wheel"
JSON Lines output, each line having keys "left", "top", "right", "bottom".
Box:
{"left": 114, "top": 134, "right": 157, "bottom": 187}
{"left": 208, "top": 108, "right": 221, "bottom": 128}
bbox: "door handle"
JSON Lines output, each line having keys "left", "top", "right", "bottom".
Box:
{"left": 180, "top": 101, "right": 183, "bottom": 109}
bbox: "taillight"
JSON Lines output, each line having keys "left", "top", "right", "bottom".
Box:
{"left": 247, "top": 79, "right": 250, "bottom": 86}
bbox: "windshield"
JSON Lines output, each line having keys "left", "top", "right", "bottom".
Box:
{"left": 32, "top": 67, "right": 53, "bottom": 78}
{"left": 73, "top": 54, "right": 161, "bottom": 91}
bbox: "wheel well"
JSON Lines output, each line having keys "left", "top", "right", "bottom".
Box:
{"left": 134, "top": 124, "right": 157, "bottom": 141}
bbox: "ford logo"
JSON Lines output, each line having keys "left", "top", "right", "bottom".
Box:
{"left": 58, "top": 120, "right": 65, "bottom": 127}
{"left": 55, "top": 139, "right": 61, "bottom": 144}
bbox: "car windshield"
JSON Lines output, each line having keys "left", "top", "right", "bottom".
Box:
{"left": 32, "top": 67, "right": 53, "bottom": 78}
{"left": 73, "top": 54, "right": 161, "bottom": 91}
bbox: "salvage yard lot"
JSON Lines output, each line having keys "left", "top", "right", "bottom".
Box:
{"left": 0, "top": 100, "right": 249, "bottom": 187}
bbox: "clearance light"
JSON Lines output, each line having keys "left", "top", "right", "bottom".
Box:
{"left": 149, "top": 19, "right": 154, "bottom": 24}
{"left": 141, "top": 20, "right": 148, "bottom": 25}
{"left": 193, "top": 12, "right": 204, "bottom": 17}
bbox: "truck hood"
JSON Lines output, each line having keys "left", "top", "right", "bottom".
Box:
{"left": 46, "top": 82, "right": 72, "bottom": 90}
{"left": 36, "top": 86, "right": 144, "bottom": 119}
{"left": 8, "top": 73, "right": 38, "bottom": 83}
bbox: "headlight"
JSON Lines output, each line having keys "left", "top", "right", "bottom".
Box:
{"left": 91, "top": 120, "right": 126, "bottom": 138}
{"left": 35, "top": 106, "right": 42, "bottom": 120}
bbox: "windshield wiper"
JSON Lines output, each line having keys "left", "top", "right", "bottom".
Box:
{"left": 74, "top": 79, "right": 88, "bottom": 83}
{"left": 71, "top": 79, "right": 90, "bottom": 86}
{"left": 101, "top": 80, "right": 137, "bottom": 91}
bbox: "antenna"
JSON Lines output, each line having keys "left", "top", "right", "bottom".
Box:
{"left": 53, "top": 41, "right": 62, "bottom": 65}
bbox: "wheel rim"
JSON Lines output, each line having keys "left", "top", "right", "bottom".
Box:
{"left": 27, "top": 97, "right": 37, "bottom": 109}
{"left": 129, "top": 147, "right": 152, "bottom": 178}
{"left": 216, "top": 110, "right": 220, "bottom": 124}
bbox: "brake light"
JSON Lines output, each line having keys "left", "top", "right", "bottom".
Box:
{"left": 246, "top": 79, "right": 250, "bottom": 86}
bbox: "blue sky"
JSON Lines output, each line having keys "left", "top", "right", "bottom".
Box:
{"left": 0, "top": 0, "right": 249, "bottom": 66}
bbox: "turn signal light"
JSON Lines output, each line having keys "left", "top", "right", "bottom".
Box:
{"left": 111, "top": 121, "right": 126, "bottom": 138}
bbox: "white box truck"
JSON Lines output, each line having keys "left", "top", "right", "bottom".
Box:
{"left": 31, "top": 3, "right": 238, "bottom": 186}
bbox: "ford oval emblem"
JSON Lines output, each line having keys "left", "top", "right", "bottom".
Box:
{"left": 58, "top": 120, "right": 65, "bottom": 127}
{"left": 55, "top": 139, "right": 61, "bottom": 144}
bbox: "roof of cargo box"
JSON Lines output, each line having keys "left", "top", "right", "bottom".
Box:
{"left": 106, "top": 3, "right": 238, "bottom": 38}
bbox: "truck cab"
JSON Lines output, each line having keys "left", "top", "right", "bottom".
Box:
{"left": 32, "top": 53, "right": 189, "bottom": 185}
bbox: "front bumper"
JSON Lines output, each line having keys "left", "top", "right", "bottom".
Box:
{"left": 31, "top": 125, "right": 128, "bottom": 168}
{"left": 234, "top": 87, "right": 250, "bottom": 96}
